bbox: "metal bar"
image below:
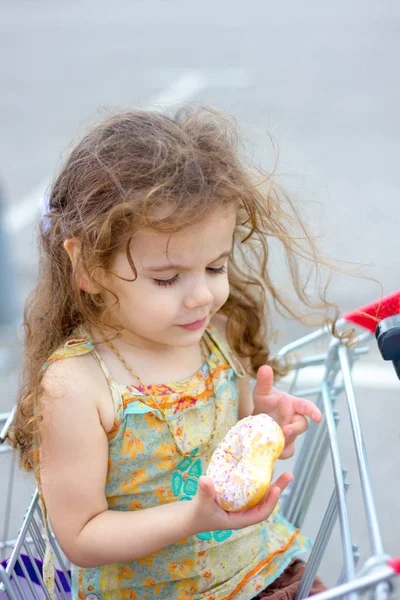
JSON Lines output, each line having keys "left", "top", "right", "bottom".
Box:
{"left": 352, "top": 331, "right": 373, "bottom": 345}
{"left": 321, "top": 378, "right": 356, "bottom": 583}
{"left": 296, "top": 476, "right": 350, "bottom": 600}
{"left": 288, "top": 355, "right": 329, "bottom": 370}
{"left": 2, "top": 451, "right": 17, "bottom": 561}
{"left": 286, "top": 345, "right": 369, "bottom": 373}
{"left": 0, "top": 564, "right": 19, "bottom": 600}
{"left": 0, "top": 540, "right": 15, "bottom": 551}
{"left": 5, "top": 491, "right": 40, "bottom": 574}
{"left": 27, "top": 525, "right": 45, "bottom": 571}
{"left": 288, "top": 367, "right": 300, "bottom": 394}
{"left": 53, "top": 565, "right": 69, "bottom": 600}
{"left": 0, "top": 565, "right": 19, "bottom": 600}
{"left": 283, "top": 384, "right": 340, "bottom": 529}
{"left": 282, "top": 388, "right": 326, "bottom": 521}
{"left": 277, "top": 319, "right": 346, "bottom": 360}
{"left": 288, "top": 387, "right": 320, "bottom": 398}
{"left": 276, "top": 317, "right": 368, "bottom": 364}
{"left": 17, "top": 552, "right": 41, "bottom": 600}
{"left": 282, "top": 425, "right": 318, "bottom": 522}
{"left": 283, "top": 414, "right": 327, "bottom": 524}
{"left": 283, "top": 412, "right": 321, "bottom": 511}
{"left": 11, "top": 561, "right": 27, "bottom": 600}
{"left": 29, "top": 520, "right": 46, "bottom": 560}
{"left": 339, "top": 344, "right": 385, "bottom": 557}
{"left": 337, "top": 544, "right": 360, "bottom": 586}
{"left": 0, "top": 406, "right": 16, "bottom": 443}
{"left": 23, "top": 541, "right": 46, "bottom": 600}
{"left": 0, "top": 536, "right": 41, "bottom": 552}
{"left": 374, "top": 581, "right": 392, "bottom": 600}
{"left": 357, "top": 556, "right": 393, "bottom": 600}
{"left": 26, "top": 525, "right": 43, "bottom": 564}
{"left": 0, "top": 411, "right": 12, "bottom": 423}
{"left": 19, "top": 540, "right": 51, "bottom": 600}
{"left": 298, "top": 566, "right": 395, "bottom": 600}
{"left": 291, "top": 411, "right": 340, "bottom": 529}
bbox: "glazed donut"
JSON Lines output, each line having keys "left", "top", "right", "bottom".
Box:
{"left": 206, "top": 414, "right": 285, "bottom": 512}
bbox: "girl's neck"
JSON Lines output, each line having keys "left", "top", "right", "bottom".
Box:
{"left": 88, "top": 324, "right": 205, "bottom": 386}
{"left": 91, "top": 324, "right": 172, "bottom": 354}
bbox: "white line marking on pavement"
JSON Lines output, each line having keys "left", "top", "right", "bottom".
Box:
{"left": 154, "top": 67, "right": 253, "bottom": 89}
{"left": 148, "top": 71, "right": 207, "bottom": 110}
{"left": 4, "top": 180, "right": 49, "bottom": 234}
{"left": 5, "top": 71, "right": 209, "bottom": 235}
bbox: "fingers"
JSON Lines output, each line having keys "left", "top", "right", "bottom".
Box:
{"left": 244, "top": 472, "right": 293, "bottom": 519}
{"left": 281, "top": 415, "right": 309, "bottom": 459}
{"left": 253, "top": 365, "right": 274, "bottom": 402}
{"left": 270, "top": 471, "right": 293, "bottom": 494}
{"left": 248, "top": 472, "right": 293, "bottom": 512}
{"left": 293, "top": 397, "right": 322, "bottom": 423}
{"left": 280, "top": 444, "right": 295, "bottom": 459}
{"left": 196, "top": 476, "right": 216, "bottom": 502}
{"left": 221, "top": 472, "right": 293, "bottom": 531}
{"left": 282, "top": 414, "right": 309, "bottom": 439}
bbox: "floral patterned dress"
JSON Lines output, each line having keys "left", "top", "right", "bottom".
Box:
{"left": 41, "top": 325, "right": 311, "bottom": 600}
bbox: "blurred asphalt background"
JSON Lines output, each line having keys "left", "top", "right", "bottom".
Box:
{"left": 0, "top": 0, "right": 399, "bottom": 589}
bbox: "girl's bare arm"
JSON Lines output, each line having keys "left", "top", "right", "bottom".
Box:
{"left": 39, "top": 358, "right": 195, "bottom": 568}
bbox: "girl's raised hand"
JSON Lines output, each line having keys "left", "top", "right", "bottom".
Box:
{"left": 188, "top": 472, "right": 293, "bottom": 535}
{"left": 252, "top": 365, "right": 322, "bottom": 459}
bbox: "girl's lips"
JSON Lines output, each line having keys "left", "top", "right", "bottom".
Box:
{"left": 179, "top": 317, "right": 207, "bottom": 331}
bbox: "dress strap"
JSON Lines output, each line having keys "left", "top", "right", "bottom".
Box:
{"left": 204, "top": 324, "right": 246, "bottom": 378}
{"left": 90, "top": 345, "right": 113, "bottom": 380}
{"left": 37, "top": 487, "right": 55, "bottom": 599}
{"left": 90, "top": 346, "right": 124, "bottom": 422}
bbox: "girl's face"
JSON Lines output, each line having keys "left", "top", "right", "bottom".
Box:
{"left": 102, "top": 205, "right": 236, "bottom": 350}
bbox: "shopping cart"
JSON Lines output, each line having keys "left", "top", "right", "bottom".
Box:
{"left": 1, "top": 292, "right": 400, "bottom": 600}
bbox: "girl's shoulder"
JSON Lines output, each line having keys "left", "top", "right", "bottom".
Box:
{"left": 40, "top": 326, "right": 102, "bottom": 407}
{"left": 41, "top": 327, "right": 94, "bottom": 373}
{"left": 40, "top": 327, "right": 115, "bottom": 432}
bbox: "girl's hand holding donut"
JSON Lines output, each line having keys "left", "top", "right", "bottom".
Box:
{"left": 252, "top": 365, "right": 322, "bottom": 459}
{"left": 188, "top": 472, "right": 293, "bottom": 535}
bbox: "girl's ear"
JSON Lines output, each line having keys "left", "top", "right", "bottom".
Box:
{"left": 63, "top": 238, "right": 100, "bottom": 294}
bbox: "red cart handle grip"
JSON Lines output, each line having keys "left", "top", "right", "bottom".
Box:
{"left": 343, "top": 290, "right": 400, "bottom": 332}
{"left": 388, "top": 557, "right": 400, "bottom": 574}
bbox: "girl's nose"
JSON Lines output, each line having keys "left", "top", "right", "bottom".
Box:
{"left": 184, "top": 278, "right": 213, "bottom": 309}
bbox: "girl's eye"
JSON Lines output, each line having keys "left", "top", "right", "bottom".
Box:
{"left": 153, "top": 274, "right": 180, "bottom": 287}
{"left": 153, "top": 266, "right": 226, "bottom": 287}
{"left": 207, "top": 266, "right": 227, "bottom": 275}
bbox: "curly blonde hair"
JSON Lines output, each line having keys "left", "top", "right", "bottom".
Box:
{"left": 9, "top": 104, "right": 338, "bottom": 472}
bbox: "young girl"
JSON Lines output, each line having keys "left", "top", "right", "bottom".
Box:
{"left": 11, "top": 106, "right": 329, "bottom": 599}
